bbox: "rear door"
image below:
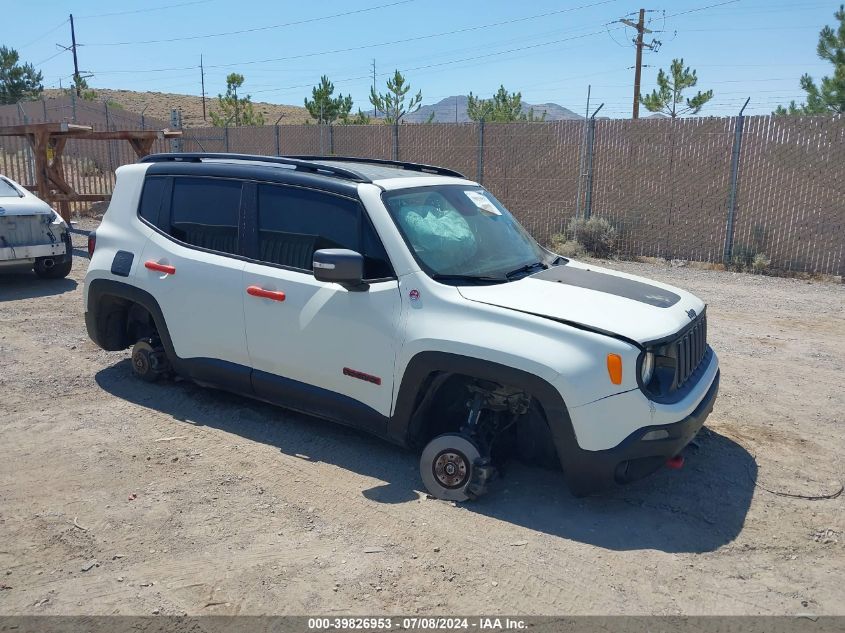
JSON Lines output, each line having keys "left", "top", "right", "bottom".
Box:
{"left": 241, "top": 183, "right": 400, "bottom": 428}
{"left": 136, "top": 175, "right": 251, "bottom": 390}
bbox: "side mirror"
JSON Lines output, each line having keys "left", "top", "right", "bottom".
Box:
{"left": 313, "top": 249, "right": 365, "bottom": 288}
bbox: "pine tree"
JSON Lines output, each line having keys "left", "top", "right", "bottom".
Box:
{"left": 466, "top": 86, "right": 545, "bottom": 122}
{"left": 210, "top": 73, "right": 265, "bottom": 127}
{"left": 640, "top": 59, "right": 713, "bottom": 118}
{"left": 0, "top": 46, "right": 43, "bottom": 104}
{"left": 775, "top": 5, "right": 845, "bottom": 115}
{"left": 304, "top": 75, "right": 353, "bottom": 124}
{"left": 369, "top": 70, "right": 422, "bottom": 124}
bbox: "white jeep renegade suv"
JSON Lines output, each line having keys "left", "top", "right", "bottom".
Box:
{"left": 84, "top": 153, "right": 719, "bottom": 500}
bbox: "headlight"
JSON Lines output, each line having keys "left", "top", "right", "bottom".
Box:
{"left": 640, "top": 351, "right": 655, "bottom": 385}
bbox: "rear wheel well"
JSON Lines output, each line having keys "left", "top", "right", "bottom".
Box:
{"left": 92, "top": 294, "right": 158, "bottom": 350}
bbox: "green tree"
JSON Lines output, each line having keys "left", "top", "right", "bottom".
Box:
{"left": 304, "top": 75, "right": 353, "bottom": 124}
{"left": 640, "top": 58, "right": 713, "bottom": 118}
{"left": 466, "top": 85, "right": 546, "bottom": 122}
{"left": 62, "top": 75, "right": 98, "bottom": 101}
{"left": 339, "top": 108, "right": 371, "bottom": 125}
{"left": 0, "top": 46, "right": 43, "bottom": 104}
{"left": 775, "top": 5, "right": 845, "bottom": 115}
{"left": 369, "top": 70, "right": 422, "bottom": 124}
{"left": 210, "top": 73, "right": 265, "bottom": 127}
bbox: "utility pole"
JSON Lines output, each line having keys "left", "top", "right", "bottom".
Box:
{"left": 620, "top": 9, "right": 657, "bottom": 119}
{"left": 371, "top": 59, "right": 378, "bottom": 118}
{"left": 200, "top": 55, "right": 207, "bottom": 122}
{"left": 69, "top": 13, "right": 81, "bottom": 97}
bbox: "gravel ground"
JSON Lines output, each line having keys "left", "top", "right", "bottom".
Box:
{"left": 0, "top": 220, "right": 843, "bottom": 616}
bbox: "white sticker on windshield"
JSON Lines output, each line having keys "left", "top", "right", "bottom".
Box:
{"left": 464, "top": 190, "right": 501, "bottom": 215}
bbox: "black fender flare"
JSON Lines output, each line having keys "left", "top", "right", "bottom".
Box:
{"left": 86, "top": 278, "right": 180, "bottom": 366}
{"left": 388, "top": 351, "right": 590, "bottom": 490}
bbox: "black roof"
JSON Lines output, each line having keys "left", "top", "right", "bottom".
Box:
{"left": 139, "top": 153, "right": 465, "bottom": 185}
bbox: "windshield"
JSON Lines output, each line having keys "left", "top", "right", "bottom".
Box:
{"left": 382, "top": 185, "right": 549, "bottom": 281}
{"left": 0, "top": 178, "right": 23, "bottom": 198}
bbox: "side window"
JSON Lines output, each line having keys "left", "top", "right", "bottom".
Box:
{"left": 169, "top": 177, "right": 242, "bottom": 255}
{"left": 257, "top": 185, "right": 360, "bottom": 271}
{"left": 138, "top": 176, "right": 167, "bottom": 226}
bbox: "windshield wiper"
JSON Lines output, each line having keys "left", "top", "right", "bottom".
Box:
{"left": 430, "top": 274, "right": 507, "bottom": 285}
{"left": 505, "top": 261, "right": 548, "bottom": 279}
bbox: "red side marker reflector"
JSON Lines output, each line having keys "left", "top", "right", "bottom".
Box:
{"left": 666, "top": 455, "right": 685, "bottom": 470}
{"left": 343, "top": 367, "right": 381, "bottom": 385}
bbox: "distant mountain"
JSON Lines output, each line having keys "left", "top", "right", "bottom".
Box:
{"left": 402, "top": 95, "right": 582, "bottom": 123}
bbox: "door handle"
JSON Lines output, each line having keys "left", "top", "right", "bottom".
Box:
{"left": 247, "top": 285, "right": 286, "bottom": 302}
{"left": 145, "top": 261, "right": 176, "bottom": 275}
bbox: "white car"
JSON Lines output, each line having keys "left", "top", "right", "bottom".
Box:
{"left": 0, "top": 174, "right": 73, "bottom": 278}
{"left": 84, "top": 154, "right": 719, "bottom": 500}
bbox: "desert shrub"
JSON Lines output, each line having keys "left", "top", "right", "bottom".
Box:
{"left": 751, "top": 252, "right": 771, "bottom": 274}
{"left": 71, "top": 157, "right": 101, "bottom": 177}
{"left": 549, "top": 233, "right": 585, "bottom": 258}
{"left": 566, "top": 216, "right": 617, "bottom": 258}
{"left": 729, "top": 243, "right": 771, "bottom": 274}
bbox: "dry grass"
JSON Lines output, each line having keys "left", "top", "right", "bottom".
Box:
{"left": 44, "top": 88, "right": 311, "bottom": 128}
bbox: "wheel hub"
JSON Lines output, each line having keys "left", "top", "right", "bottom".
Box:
{"left": 133, "top": 351, "right": 149, "bottom": 374}
{"left": 433, "top": 450, "right": 469, "bottom": 489}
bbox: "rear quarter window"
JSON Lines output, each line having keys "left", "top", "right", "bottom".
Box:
{"left": 138, "top": 176, "right": 167, "bottom": 225}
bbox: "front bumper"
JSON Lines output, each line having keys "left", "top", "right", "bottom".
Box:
{"left": 563, "top": 370, "right": 720, "bottom": 495}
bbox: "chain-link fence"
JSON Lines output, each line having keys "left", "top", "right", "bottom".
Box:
{"left": 2, "top": 99, "right": 842, "bottom": 275}
{"left": 0, "top": 96, "right": 171, "bottom": 214}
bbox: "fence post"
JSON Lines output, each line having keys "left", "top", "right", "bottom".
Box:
{"left": 392, "top": 123, "right": 399, "bottom": 161}
{"left": 476, "top": 119, "right": 484, "bottom": 184}
{"left": 42, "top": 98, "right": 48, "bottom": 121}
{"left": 224, "top": 126, "right": 230, "bottom": 153}
{"left": 583, "top": 103, "right": 604, "bottom": 220}
{"left": 170, "top": 108, "right": 184, "bottom": 153}
{"left": 71, "top": 91, "right": 77, "bottom": 123}
{"left": 275, "top": 125, "right": 281, "bottom": 156}
{"left": 723, "top": 98, "right": 750, "bottom": 264}
{"left": 329, "top": 124, "right": 334, "bottom": 155}
{"left": 17, "top": 102, "right": 36, "bottom": 185}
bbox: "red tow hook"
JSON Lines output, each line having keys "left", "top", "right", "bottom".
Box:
{"left": 666, "top": 455, "right": 685, "bottom": 470}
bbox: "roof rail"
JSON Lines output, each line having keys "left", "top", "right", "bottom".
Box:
{"left": 139, "top": 153, "right": 370, "bottom": 183}
{"left": 286, "top": 155, "right": 466, "bottom": 179}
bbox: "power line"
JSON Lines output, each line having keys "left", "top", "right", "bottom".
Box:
{"left": 17, "top": 19, "right": 68, "bottom": 50}
{"left": 88, "top": 1, "right": 621, "bottom": 75}
{"left": 85, "top": 0, "right": 417, "bottom": 46}
{"left": 76, "top": 0, "right": 212, "bottom": 19}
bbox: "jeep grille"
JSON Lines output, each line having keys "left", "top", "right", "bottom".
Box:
{"left": 674, "top": 313, "right": 708, "bottom": 389}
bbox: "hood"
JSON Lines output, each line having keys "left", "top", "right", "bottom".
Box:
{"left": 457, "top": 261, "right": 705, "bottom": 345}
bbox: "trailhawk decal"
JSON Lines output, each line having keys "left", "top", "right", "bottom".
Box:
{"left": 532, "top": 266, "right": 681, "bottom": 308}
{"left": 343, "top": 367, "right": 382, "bottom": 385}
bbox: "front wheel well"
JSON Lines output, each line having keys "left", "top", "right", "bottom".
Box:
{"left": 407, "top": 372, "right": 560, "bottom": 469}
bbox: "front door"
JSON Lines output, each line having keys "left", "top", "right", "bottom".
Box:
{"left": 241, "top": 183, "right": 400, "bottom": 430}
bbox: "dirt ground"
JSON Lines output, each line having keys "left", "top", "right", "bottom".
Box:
{"left": 1, "top": 221, "right": 843, "bottom": 616}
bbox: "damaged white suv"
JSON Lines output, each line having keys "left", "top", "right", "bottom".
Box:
{"left": 0, "top": 174, "right": 73, "bottom": 279}
{"left": 84, "top": 154, "right": 719, "bottom": 500}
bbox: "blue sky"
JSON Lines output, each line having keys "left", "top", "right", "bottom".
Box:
{"left": 7, "top": 0, "right": 839, "bottom": 118}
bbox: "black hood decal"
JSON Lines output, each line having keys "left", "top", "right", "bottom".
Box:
{"left": 532, "top": 266, "right": 681, "bottom": 308}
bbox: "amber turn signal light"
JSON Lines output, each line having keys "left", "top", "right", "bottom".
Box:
{"left": 607, "top": 353, "right": 623, "bottom": 385}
